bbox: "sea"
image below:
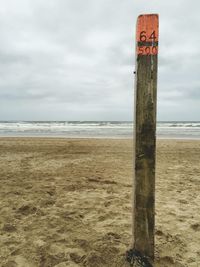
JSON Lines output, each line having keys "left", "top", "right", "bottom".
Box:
{"left": 0, "top": 121, "right": 199, "bottom": 139}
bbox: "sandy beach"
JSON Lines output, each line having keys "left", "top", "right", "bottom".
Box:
{"left": 0, "top": 138, "right": 200, "bottom": 267}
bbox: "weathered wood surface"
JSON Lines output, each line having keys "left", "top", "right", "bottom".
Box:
{"left": 133, "top": 14, "right": 159, "bottom": 265}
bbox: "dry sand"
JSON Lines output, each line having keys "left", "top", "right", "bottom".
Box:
{"left": 0, "top": 138, "right": 199, "bottom": 267}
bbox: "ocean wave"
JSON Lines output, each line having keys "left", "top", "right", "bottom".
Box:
{"left": 0, "top": 121, "right": 199, "bottom": 139}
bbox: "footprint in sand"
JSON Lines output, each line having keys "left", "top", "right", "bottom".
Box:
{"left": 191, "top": 223, "right": 200, "bottom": 231}
{"left": 2, "top": 223, "right": 17, "bottom": 232}
{"left": 17, "top": 204, "right": 37, "bottom": 216}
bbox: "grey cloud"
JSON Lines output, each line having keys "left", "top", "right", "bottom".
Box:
{"left": 0, "top": 0, "right": 199, "bottom": 120}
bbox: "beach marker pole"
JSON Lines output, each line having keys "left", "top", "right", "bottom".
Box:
{"left": 128, "top": 14, "right": 159, "bottom": 266}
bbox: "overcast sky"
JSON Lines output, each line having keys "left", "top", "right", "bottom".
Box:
{"left": 0, "top": 0, "right": 199, "bottom": 121}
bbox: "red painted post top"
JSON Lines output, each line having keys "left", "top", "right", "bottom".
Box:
{"left": 136, "top": 14, "right": 159, "bottom": 56}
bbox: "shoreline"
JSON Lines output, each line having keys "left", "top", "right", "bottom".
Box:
{"left": 0, "top": 135, "right": 200, "bottom": 141}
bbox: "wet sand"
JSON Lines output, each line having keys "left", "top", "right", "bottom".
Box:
{"left": 0, "top": 138, "right": 200, "bottom": 267}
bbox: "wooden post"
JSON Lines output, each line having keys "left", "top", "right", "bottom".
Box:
{"left": 133, "top": 14, "right": 159, "bottom": 265}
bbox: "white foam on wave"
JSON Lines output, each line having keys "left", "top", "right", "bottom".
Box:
{"left": 0, "top": 121, "right": 199, "bottom": 139}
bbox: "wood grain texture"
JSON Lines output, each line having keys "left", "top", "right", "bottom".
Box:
{"left": 133, "top": 14, "right": 159, "bottom": 265}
